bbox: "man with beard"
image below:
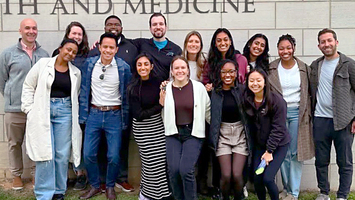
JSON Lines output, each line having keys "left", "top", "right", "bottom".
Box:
{"left": 310, "top": 28, "right": 355, "bottom": 200}
{"left": 132, "top": 13, "right": 182, "bottom": 81}
{"left": 89, "top": 15, "right": 138, "bottom": 71}
{"left": 0, "top": 18, "right": 49, "bottom": 190}
{"left": 87, "top": 15, "right": 137, "bottom": 193}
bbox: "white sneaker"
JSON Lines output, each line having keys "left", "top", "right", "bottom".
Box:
{"left": 243, "top": 186, "right": 248, "bottom": 198}
{"left": 315, "top": 193, "right": 330, "bottom": 200}
{"left": 336, "top": 198, "right": 347, "bottom": 200}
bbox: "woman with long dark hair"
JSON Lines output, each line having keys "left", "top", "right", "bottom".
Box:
{"left": 243, "top": 33, "right": 270, "bottom": 72}
{"left": 22, "top": 38, "right": 82, "bottom": 200}
{"left": 244, "top": 68, "right": 290, "bottom": 200}
{"left": 159, "top": 56, "right": 210, "bottom": 200}
{"left": 202, "top": 28, "right": 248, "bottom": 90}
{"left": 209, "top": 59, "right": 251, "bottom": 200}
{"left": 268, "top": 34, "right": 314, "bottom": 200}
{"left": 127, "top": 53, "right": 171, "bottom": 200}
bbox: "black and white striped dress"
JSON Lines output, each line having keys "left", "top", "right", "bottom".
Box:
{"left": 133, "top": 113, "right": 171, "bottom": 199}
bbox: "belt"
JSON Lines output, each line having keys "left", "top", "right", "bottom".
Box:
{"left": 91, "top": 104, "right": 121, "bottom": 111}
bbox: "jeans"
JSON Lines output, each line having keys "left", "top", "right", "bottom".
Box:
{"left": 166, "top": 125, "right": 203, "bottom": 200}
{"left": 280, "top": 107, "right": 302, "bottom": 197}
{"left": 313, "top": 117, "right": 354, "bottom": 199}
{"left": 34, "top": 97, "right": 72, "bottom": 200}
{"left": 253, "top": 145, "right": 288, "bottom": 200}
{"left": 84, "top": 108, "right": 122, "bottom": 188}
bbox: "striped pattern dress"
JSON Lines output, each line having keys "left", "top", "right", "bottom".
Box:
{"left": 132, "top": 113, "right": 171, "bottom": 199}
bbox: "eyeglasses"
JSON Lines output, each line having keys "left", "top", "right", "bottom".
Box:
{"left": 221, "top": 70, "right": 236, "bottom": 75}
{"left": 99, "top": 66, "right": 106, "bottom": 80}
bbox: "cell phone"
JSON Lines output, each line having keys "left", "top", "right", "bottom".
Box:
{"left": 162, "top": 86, "right": 166, "bottom": 91}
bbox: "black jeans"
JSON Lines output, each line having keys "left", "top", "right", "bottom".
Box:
{"left": 166, "top": 125, "right": 203, "bottom": 200}
{"left": 253, "top": 145, "right": 288, "bottom": 200}
{"left": 313, "top": 117, "right": 354, "bottom": 199}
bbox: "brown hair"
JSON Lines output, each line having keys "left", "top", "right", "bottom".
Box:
{"left": 318, "top": 28, "right": 337, "bottom": 43}
{"left": 182, "top": 31, "right": 206, "bottom": 80}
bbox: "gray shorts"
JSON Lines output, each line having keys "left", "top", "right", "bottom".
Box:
{"left": 216, "top": 121, "right": 249, "bottom": 157}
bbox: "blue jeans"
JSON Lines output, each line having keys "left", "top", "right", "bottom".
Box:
{"left": 84, "top": 108, "right": 122, "bottom": 188}
{"left": 166, "top": 125, "right": 203, "bottom": 200}
{"left": 34, "top": 97, "right": 72, "bottom": 200}
{"left": 280, "top": 107, "right": 302, "bottom": 197}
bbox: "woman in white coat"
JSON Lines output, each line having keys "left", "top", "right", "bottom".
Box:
{"left": 21, "top": 38, "right": 82, "bottom": 200}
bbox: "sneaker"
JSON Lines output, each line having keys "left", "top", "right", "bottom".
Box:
{"left": 100, "top": 183, "right": 106, "bottom": 193}
{"left": 315, "top": 193, "right": 330, "bottom": 200}
{"left": 73, "top": 175, "right": 87, "bottom": 191}
{"left": 52, "top": 194, "right": 64, "bottom": 200}
{"left": 12, "top": 176, "right": 23, "bottom": 190}
{"left": 279, "top": 190, "right": 288, "bottom": 199}
{"left": 115, "top": 181, "right": 134, "bottom": 192}
{"left": 243, "top": 186, "right": 248, "bottom": 198}
{"left": 336, "top": 198, "right": 347, "bottom": 200}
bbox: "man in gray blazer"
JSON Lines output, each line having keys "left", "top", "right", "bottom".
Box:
{"left": 0, "top": 18, "right": 49, "bottom": 190}
{"left": 310, "top": 28, "right": 355, "bottom": 200}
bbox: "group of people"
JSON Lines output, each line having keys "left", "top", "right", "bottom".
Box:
{"left": 0, "top": 12, "right": 354, "bottom": 200}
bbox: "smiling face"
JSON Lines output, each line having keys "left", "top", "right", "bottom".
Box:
{"left": 186, "top": 34, "right": 202, "bottom": 57}
{"left": 59, "top": 42, "right": 78, "bottom": 62}
{"left": 150, "top": 16, "right": 166, "bottom": 40}
{"left": 318, "top": 32, "right": 338, "bottom": 59}
{"left": 248, "top": 71, "right": 265, "bottom": 96}
{"left": 221, "top": 62, "right": 237, "bottom": 90}
{"left": 68, "top": 26, "right": 83, "bottom": 45}
{"left": 171, "top": 59, "right": 189, "bottom": 83}
{"left": 19, "top": 18, "right": 38, "bottom": 46}
{"left": 215, "top": 32, "right": 231, "bottom": 57}
{"left": 104, "top": 17, "right": 122, "bottom": 36}
{"left": 249, "top": 37, "right": 266, "bottom": 61}
{"left": 278, "top": 39, "right": 294, "bottom": 62}
{"left": 99, "top": 37, "right": 118, "bottom": 65}
{"left": 136, "top": 56, "right": 153, "bottom": 80}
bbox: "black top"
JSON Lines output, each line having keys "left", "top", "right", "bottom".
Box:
{"left": 172, "top": 80, "right": 194, "bottom": 125}
{"left": 131, "top": 38, "right": 182, "bottom": 81}
{"left": 222, "top": 90, "right": 241, "bottom": 123}
{"left": 88, "top": 35, "right": 138, "bottom": 72}
{"left": 128, "top": 77, "right": 162, "bottom": 121}
{"left": 51, "top": 69, "right": 71, "bottom": 98}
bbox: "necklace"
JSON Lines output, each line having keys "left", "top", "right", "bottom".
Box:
{"left": 173, "top": 80, "right": 189, "bottom": 90}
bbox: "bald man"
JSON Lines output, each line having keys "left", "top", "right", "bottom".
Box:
{"left": 0, "top": 18, "right": 49, "bottom": 190}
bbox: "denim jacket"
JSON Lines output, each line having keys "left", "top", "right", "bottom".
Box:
{"left": 79, "top": 56, "right": 131, "bottom": 130}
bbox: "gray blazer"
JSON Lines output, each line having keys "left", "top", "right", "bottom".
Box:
{"left": 310, "top": 52, "right": 355, "bottom": 131}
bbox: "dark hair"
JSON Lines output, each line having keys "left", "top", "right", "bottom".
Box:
{"left": 243, "top": 33, "right": 270, "bottom": 72}
{"left": 214, "top": 59, "right": 238, "bottom": 92}
{"left": 63, "top": 21, "right": 89, "bottom": 56}
{"left": 149, "top": 13, "right": 167, "bottom": 27}
{"left": 277, "top": 34, "right": 296, "bottom": 48}
{"left": 59, "top": 38, "right": 78, "bottom": 49}
{"left": 99, "top": 32, "right": 118, "bottom": 47}
{"left": 245, "top": 68, "right": 273, "bottom": 113}
{"left": 182, "top": 31, "right": 206, "bottom": 80}
{"left": 127, "top": 53, "right": 155, "bottom": 97}
{"left": 208, "top": 28, "right": 236, "bottom": 84}
{"left": 104, "top": 15, "right": 122, "bottom": 26}
{"left": 317, "top": 28, "right": 337, "bottom": 42}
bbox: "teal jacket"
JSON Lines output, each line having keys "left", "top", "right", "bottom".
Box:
{"left": 0, "top": 39, "right": 49, "bottom": 112}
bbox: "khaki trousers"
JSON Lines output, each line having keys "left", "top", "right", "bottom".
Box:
{"left": 5, "top": 112, "right": 34, "bottom": 177}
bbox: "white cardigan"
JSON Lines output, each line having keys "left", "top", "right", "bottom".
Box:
{"left": 163, "top": 79, "right": 211, "bottom": 138}
{"left": 21, "top": 56, "right": 82, "bottom": 167}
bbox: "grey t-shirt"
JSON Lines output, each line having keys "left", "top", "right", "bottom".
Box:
{"left": 315, "top": 57, "right": 340, "bottom": 118}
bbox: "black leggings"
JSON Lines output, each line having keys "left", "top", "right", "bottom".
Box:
{"left": 219, "top": 153, "right": 247, "bottom": 200}
{"left": 253, "top": 145, "right": 288, "bottom": 200}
